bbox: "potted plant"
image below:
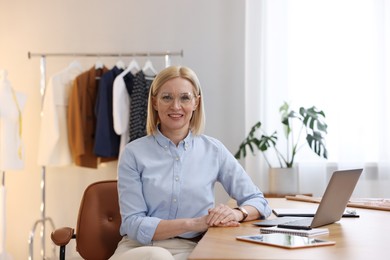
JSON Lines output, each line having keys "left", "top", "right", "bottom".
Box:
{"left": 235, "top": 102, "right": 328, "bottom": 194}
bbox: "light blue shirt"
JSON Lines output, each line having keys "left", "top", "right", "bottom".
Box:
{"left": 118, "top": 129, "right": 271, "bottom": 245}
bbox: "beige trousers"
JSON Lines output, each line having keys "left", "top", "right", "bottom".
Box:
{"left": 109, "top": 236, "right": 197, "bottom": 260}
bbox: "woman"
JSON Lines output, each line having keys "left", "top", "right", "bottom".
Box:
{"left": 110, "top": 66, "right": 271, "bottom": 260}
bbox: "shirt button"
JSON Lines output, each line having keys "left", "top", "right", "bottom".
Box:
{"left": 173, "top": 198, "right": 177, "bottom": 203}
{"left": 175, "top": 157, "right": 179, "bottom": 161}
{"left": 175, "top": 176, "right": 179, "bottom": 181}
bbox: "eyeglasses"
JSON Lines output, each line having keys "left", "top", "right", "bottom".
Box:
{"left": 158, "top": 92, "right": 196, "bottom": 105}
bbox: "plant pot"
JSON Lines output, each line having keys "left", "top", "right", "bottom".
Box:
{"left": 268, "top": 167, "right": 299, "bottom": 195}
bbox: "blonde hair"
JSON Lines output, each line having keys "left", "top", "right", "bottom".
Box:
{"left": 146, "top": 66, "right": 205, "bottom": 135}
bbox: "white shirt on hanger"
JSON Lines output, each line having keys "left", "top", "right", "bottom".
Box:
{"left": 113, "top": 61, "right": 140, "bottom": 153}
{"left": 0, "top": 70, "right": 27, "bottom": 171}
{"left": 37, "top": 61, "right": 83, "bottom": 166}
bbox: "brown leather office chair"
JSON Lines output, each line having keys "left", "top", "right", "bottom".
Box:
{"left": 51, "top": 180, "right": 122, "bottom": 260}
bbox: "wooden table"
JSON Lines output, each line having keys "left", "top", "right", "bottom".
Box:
{"left": 188, "top": 198, "right": 390, "bottom": 259}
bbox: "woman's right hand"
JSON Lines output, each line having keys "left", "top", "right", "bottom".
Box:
{"left": 190, "top": 213, "right": 240, "bottom": 233}
{"left": 206, "top": 204, "right": 241, "bottom": 226}
{"left": 189, "top": 215, "right": 211, "bottom": 232}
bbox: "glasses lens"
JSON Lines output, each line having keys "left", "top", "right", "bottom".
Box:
{"left": 179, "top": 93, "right": 193, "bottom": 104}
{"left": 160, "top": 93, "right": 174, "bottom": 104}
{"left": 159, "top": 92, "right": 194, "bottom": 104}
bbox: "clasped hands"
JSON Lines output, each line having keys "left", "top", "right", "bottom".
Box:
{"left": 206, "top": 203, "right": 241, "bottom": 227}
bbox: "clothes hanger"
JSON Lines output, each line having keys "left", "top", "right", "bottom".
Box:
{"left": 142, "top": 57, "right": 157, "bottom": 76}
{"left": 116, "top": 54, "right": 126, "bottom": 70}
{"left": 127, "top": 58, "right": 140, "bottom": 75}
{"left": 68, "top": 60, "right": 82, "bottom": 70}
{"left": 95, "top": 58, "right": 104, "bottom": 70}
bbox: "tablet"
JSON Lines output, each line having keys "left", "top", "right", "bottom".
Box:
{"left": 236, "top": 233, "right": 335, "bottom": 249}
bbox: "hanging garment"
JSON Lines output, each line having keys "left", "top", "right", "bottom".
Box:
{"left": 67, "top": 66, "right": 111, "bottom": 169}
{"left": 37, "top": 61, "right": 83, "bottom": 166}
{"left": 0, "top": 70, "right": 27, "bottom": 171}
{"left": 113, "top": 68, "right": 136, "bottom": 153}
{"left": 94, "top": 66, "right": 123, "bottom": 157}
{"left": 128, "top": 71, "right": 154, "bottom": 142}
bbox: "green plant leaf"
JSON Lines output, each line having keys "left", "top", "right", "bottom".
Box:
{"left": 300, "top": 106, "right": 328, "bottom": 135}
{"left": 258, "top": 132, "right": 278, "bottom": 151}
{"left": 306, "top": 131, "right": 328, "bottom": 159}
{"left": 234, "top": 122, "right": 262, "bottom": 159}
{"left": 235, "top": 103, "right": 328, "bottom": 167}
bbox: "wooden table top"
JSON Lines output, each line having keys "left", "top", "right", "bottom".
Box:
{"left": 188, "top": 198, "right": 390, "bottom": 260}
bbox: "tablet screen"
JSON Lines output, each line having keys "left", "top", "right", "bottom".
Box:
{"left": 236, "top": 233, "right": 335, "bottom": 249}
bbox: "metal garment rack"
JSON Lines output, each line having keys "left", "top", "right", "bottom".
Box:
{"left": 27, "top": 50, "right": 183, "bottom": 260}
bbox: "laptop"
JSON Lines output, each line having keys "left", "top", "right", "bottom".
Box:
{"left": 272, "top": 207, "right": 359, "bottom": 218}
{"left": 254, "top": 169, "right": 363, "bottom": 230}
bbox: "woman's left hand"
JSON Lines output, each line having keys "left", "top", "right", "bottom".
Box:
{"left": 206, "top": 204, "right": 240, "bottom": 227}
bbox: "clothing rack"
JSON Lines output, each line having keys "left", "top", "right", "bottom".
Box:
{"left": 27, "top": 50, "right": 183, "bottom": 260}
{"left": 1, "top": 171, "right": 8, "bottom": 259}
{"left": 27, "top": 50, "right": 184, "bottom": 58}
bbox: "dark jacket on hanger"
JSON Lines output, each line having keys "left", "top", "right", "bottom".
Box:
{"left": 94, "top": 66, "right": 123, "bottom": 157}
{"left": 67, "top": 66, "right": 115, "bottom": 168}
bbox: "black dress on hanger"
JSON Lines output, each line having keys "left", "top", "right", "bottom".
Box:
{"left": 128, "top": 71, "right": 154, "bottom": 142}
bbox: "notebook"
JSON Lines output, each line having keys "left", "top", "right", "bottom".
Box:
{"left": 259, "top": 226, "right": 329, "bottom": 237}
{"left": 254, "top": 169, "right": 363, "bottom": 230}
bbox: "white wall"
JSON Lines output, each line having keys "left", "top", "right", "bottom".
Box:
{"left": 0, "top": 0, "right": 246, "bottom": 259}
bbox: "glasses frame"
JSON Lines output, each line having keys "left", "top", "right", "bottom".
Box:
{"left": 157, "top": 92, "right": 198, "bottom": 106}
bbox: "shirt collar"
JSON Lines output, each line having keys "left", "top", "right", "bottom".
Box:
{"left": 154, "top": 127, "right": 194, "bottom": 151}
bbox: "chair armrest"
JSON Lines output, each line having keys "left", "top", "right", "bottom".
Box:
{"left": 51, "top": 227, "right": 75, "bottom": 246}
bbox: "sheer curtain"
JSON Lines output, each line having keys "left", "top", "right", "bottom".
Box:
{"left": 245, "top": 0, "right": 390, "bottom": 197}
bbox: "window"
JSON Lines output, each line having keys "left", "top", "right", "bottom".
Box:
{"left": 245, "top": 0, "right": 390, "bottom": 196}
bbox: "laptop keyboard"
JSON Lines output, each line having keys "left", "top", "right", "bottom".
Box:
{"left": 277, "top": 217, "right": 314, "bottom": 230}
{"left": 284, "top": 217, "right": 313, "bottom": 226}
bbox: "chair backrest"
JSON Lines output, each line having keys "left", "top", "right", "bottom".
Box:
{"left": 76, "top": 180, "right": 122, "bottom": 260}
